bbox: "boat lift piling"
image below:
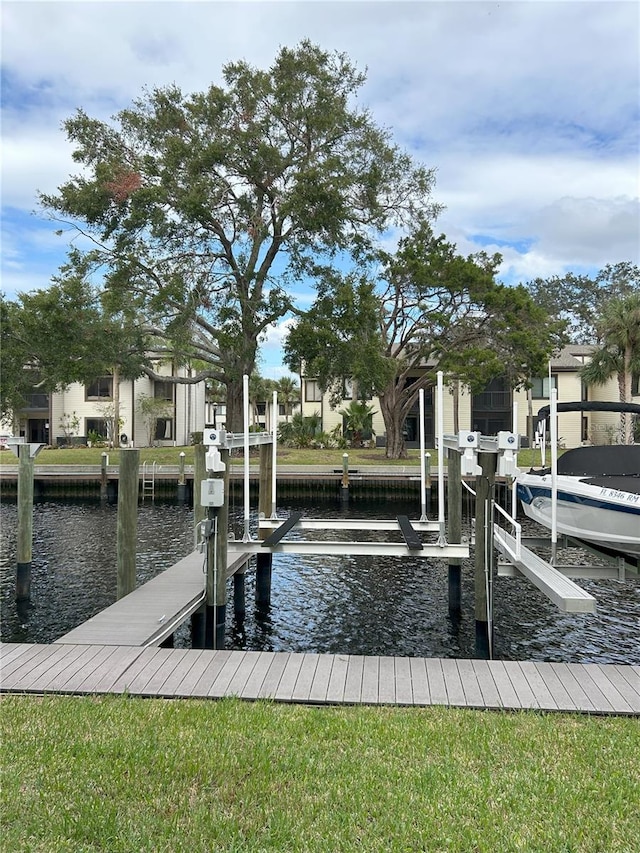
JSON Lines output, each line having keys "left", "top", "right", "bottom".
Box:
{"left": 10, "top": 440, "right": 44, "bottom": 601}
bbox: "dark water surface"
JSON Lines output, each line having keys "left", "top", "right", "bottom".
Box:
{"left": 1, "top": 497, "right": 639, "bottom": 664}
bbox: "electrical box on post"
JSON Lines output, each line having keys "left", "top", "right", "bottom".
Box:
{"left": 203, "top": 428, "right": 226, "bottom": 447}
{"left": 458, "top": 430, "right": 480, "bottom": 476}
{"left": 497, "top": 431, "right": 518, "bottom": 450}
{"left": 201, "top": 478, "right": 224, "bottom": 507}
{"left": 497, "top": 431, "right": 519, "bottom": 478}
{"left": 458, "top": 430, "right": 480, "bottom": 449}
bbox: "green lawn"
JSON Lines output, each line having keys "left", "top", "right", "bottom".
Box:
{"left": 1, "top": 695, "right": 638, "bottom": 852}
{"left": 0, "top": 445, "right": 550, "bottom": 469}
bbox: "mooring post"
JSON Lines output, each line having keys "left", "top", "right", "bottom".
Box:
{"left": 447, "top": 448, "right": 462, "bottom": 615}
{"left": 16, "top": 445, "right": 36, "bottom": 601}
{"left": 205, "top": 447, "right": 229, "bottom": 649}
{"left": 341, "top": 452, "right": 350, "bottom": 505}
{"left": 190, "top": 443, "right": 207, "bottom": 647}
{"left": 474, "top": 451, "right": 497, "bottom": 658}
{"left": 425, "top": 452, "right": 432, "bottom": 516}
{"left": 233, "top": 569, "right": 246, "bottom": 622}
{"left": 193, "top": 443, "right": 207, "bottom": 547}
{"left": 191, "top": 605, "right": 205, "bottom": 649}
{"left": 117, "top": 447, "right": 140, "bottom": 600}
{"left": 256, "top": 442, "right": 273, "bottom": 608}
{"left": 177, "top": 451, "right": 186, "bottom": 504}
{"left": 100, "top": 451, "right": 108, "bottom": 502}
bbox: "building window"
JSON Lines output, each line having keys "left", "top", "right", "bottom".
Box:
{"left": 86, "top": 377, "right": 112, "bottom": 400}
{"left": 305, "top": 380, "right": 322, "bottom": 402}
{"left": 154, "top": 380, "right": 174, "bottom": 402}
{"left": 582, "top": 416, "right": 589, "bottom": 443}
{"left": 86, "top": 418, "right": 109, "bottom": 440}
{"left": 155, "top": 418, "right": 174, "bottom": 441}
{"left": 530, "top": 376, "right": 557, "bottom": 399}
{"left": 633, "top": 374, "right": 639, "bottom": 396}
{"left": 279, "top": 404, "right": 286, "bottom": 416}
{"left": 343, "top": 379, "right": 353, "bottom": 400}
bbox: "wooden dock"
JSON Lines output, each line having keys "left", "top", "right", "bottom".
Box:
{"left": 1, "top": 643, "right": 638, "bottom": 715}
{"left": 54, "top": 550, "right": 248, "bottom": 647}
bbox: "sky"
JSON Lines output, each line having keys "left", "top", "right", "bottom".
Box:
{"left": 2, "top": 0, "right": 639, "bottom": 379}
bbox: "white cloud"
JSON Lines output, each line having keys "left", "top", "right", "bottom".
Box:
{"left": 1, "top": 0, "right": 638, "bottom": 370}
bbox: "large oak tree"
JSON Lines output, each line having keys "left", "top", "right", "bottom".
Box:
{"left": 285, "top": 225, "right": 565, "bottom": 458}
{"left": 39, "top": 41, "right": 439, "bottom": 429}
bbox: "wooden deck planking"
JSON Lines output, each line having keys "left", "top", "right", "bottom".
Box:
{"left": 54, "top": 551, "right": 247, "bottom": 648}
{"left": 240, "top": 651, "right": 274, "bottom": 700}
{"left": 2, "top": 644, "right": 639, "bottom": 714}
{"left": 290, "top": 653, "right": 320, "bottom": 702}
{"left": 470, "top": 660, "right": 503, "bottom": 709}
{"left": 425, "top": 658, "right": 448, "bottom": 705}
{"left": 257, "top": 653, "right": 291, "bottom": 700}
{"left": 500, "top": 662, "right": 539, "bottom": 710}
{"left": 394, "top": 656, "right": 414, "bottom": 705}
{"left": 307, "top": 654, "right": 334, "bottom": 703}
{"left": 325, "top": 654, "right": 349, "bottom": 703}
{"left": 408, "top": 657, "right": 430, "bottom": 705}
{"left": 361, "top": 656, "right": 381, "bottom": 703}
{"left": 378, "top": 656, "right": 396, "bottom": 704}
{"left": 455, "top": 659, "right": 485, "bottom": 708}
{"left": 343, "top": 655, "right": 365, "bottom": 703}
{"left": 191, "top": 650, "right": 233, "bottom": 698}
{"left": 532, "top": 662, "right": 577, "bottom": 711}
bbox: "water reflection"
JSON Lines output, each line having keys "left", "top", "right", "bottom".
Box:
{"left": 1, "top": 497, "right": 639, "bottom": 663}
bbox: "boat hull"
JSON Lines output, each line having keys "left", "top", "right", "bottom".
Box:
{"left": 516, "top": 473, "right": 640, "bottom": 558}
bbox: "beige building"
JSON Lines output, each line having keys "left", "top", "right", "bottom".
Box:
{"left": 300, "top": 345, "right": 640, "bottom": 449}
{"left": 8, "top": 362, "right": 206, "bottom": 447}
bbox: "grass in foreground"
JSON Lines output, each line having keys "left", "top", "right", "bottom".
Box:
{"left": 1, "top": 695, "right": 638, "bottom": 852}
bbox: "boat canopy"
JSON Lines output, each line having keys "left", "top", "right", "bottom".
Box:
{"left": 556, "top": 444, "right": 640, "bottom": 477}
{"left": 536, "top": 400, "right": 640, "bottom": 428}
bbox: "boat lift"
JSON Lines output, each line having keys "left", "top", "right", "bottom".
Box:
{"left": 209, "top": 373, "right": 470, "bottom": 563}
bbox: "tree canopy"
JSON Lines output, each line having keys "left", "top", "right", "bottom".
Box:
{"left": 526, "top": 263, "right": 640, "bottom": 343}
{"left": 580, "top": 293, "right": 640, "bottom": 444}
{"left": 0, "top": 275, "right": 147, "bottom": 426}
{"left": 285, "top": 224, "right": 566, "bottom": 457}
{"left": 38, "top": 40, "right": 439, "bottom": 429}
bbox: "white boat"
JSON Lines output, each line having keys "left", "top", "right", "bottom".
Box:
{"left": 517, "top": 443, "right": 640, "bottom": 558}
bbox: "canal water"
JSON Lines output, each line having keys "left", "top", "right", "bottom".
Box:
{"left": 1, "top": 497, "right": 639, "bottom": 664}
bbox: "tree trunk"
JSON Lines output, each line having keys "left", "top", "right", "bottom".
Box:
{"left": 380, "top": 393, "right": 407, "bottom": 459}
{"left": 619, "top": 347, "right": 633, "bottom": 444}
{"left": 225, "top": 378, "right": 244, "bottom": 432}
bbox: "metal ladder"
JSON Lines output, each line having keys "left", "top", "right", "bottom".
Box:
{"left": 141, "top": 461, "right": 156, "bottom": 501}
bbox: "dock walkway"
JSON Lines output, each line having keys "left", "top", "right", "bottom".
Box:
{"left": 2, "top": 643, "right": 639, "bottom": 715}
{"left": 54, "top": 551, "right": 248, "bottom": 647}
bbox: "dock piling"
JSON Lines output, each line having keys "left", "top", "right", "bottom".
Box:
{"left": 117, "top": 448, "right": 139, "bottom": 600}
{"left": 205, "top": 447, "right": 229, "bottom": 649}
{"left": 177, "top": 451, "right": 186, "bottom": 504}
{"left": 256, "top": 443, "right": 273, "bottom": 608}
{"left": 341, "top": 453, "right": 349, "bottom": 505}
{"left": 100, "top": 452, "right": 108, "bottom": 502}
{"left": 474, "top": 451, "right": 497, "bottom": 658}
{"left": 447, "top": 449, "right": 462, "bottom": 616}
{"left": 15, "top": 444, "right": 37, "bottom": 601}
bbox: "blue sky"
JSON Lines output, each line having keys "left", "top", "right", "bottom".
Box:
{"left": 2, "top": 0, "right": 639, "bottom": 379}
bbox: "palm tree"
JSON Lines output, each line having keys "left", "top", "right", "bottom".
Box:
{"left": 275, "top": 376, "right": 300, "bottom": 422}
{"left": 580, "top": 294, "right": 640, "bottom": 444}
{"left": 338, "top": 400, "right": 377, "bottom": 448}
{"left": 248, "top": 374, "right": 275, "bottom": 429}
